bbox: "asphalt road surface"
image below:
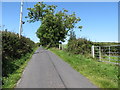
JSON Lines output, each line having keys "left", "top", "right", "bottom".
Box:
{"left": 16, "top": 47, "right": 97, "bottom": 88}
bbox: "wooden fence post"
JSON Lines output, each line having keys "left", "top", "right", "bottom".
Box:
{"left": 62, "top": 44, "right": 63, "bottom": 50}
{"left": 59, "top": 44, "right": 60, "bottom": 50}
{"left": 109, "top": 46, "right": 110, "bottom": 62}
{"left": 99, "top": 46, "right": 101, "bottom": 61}
{"left": 91, "top": 45, "right": 94, "bottom": 58}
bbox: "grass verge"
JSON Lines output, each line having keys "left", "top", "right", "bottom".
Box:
{"left": 2, "top": 47, "right": 38, "bottom": 88}
{"left": 49, "top": 48, "right": 119, "bottom": 88}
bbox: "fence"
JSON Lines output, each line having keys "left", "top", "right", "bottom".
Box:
{"left": 91, "top": 45, "right": 120, "bottom": 65}
{"left": 59, "top": 44, "right": 64, "bottom": 50}
{"left": 59, "top": 44, "right": 67, "bottom": 50}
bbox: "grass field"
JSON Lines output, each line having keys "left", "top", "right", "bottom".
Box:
{"left": 49, "top": 48, "right": 119, "bottom": 88}
{"left": 2, "top": 47, "right": 38, "bottom": 88}
{"left": 97, "top": 55, "right": 120, "bottom": 64}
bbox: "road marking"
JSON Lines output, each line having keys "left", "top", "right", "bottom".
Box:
{"left": 22, "top": 69, "right": 26, "bottom": 75}
{"left": 46, "top": 51, "right": 67, "bottom": 88}
{"left": 16, "top": 78, "right": 21, "bottom": 87}
{"left": 16, "top": 69, "right": 26, "bottom": 87}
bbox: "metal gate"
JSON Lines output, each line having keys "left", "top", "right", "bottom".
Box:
{"left": 91, "top": 45, "right": 120, "bottom": 65}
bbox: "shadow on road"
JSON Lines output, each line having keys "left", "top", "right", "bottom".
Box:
{"left": 34, "top": 52, "right": 39, "bottom": 54}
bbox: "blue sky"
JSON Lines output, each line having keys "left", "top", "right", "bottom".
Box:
{"left": 2, "top": 2, "right": 118, "bottom": 43}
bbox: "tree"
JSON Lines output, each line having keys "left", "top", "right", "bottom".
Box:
{"left": 26, "top": 2, "right": 82, "bottom": 48}
{"left": 68, "top": 30, "right": 76, "bottom": 42}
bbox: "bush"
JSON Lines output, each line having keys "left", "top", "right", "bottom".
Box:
{"left": 2, "top": 30, "right": 36, "bottom": 77}
{"left": 67, "top": 38, "right": 119, "bottom": 55}
{"left": 36, "top": 42, "right": 41, "bottom": 46}
{"left": 67, "top": 38, "right": 93, "bottom": 54}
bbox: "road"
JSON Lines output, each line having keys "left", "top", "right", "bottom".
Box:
{"left": 16, "top": 47, "right": 97, "bottom": 88}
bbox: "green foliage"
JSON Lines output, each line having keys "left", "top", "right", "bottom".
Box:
{"left": 26, "top": 2, "right": 82, "bottom": 48}
{"left": 67, "top": 38, "right": 93, "bottom": 54}
{"left": 25, "top": 2, "right": 57, "bottom": 23}
{"left": 36, "top": 42, "right": 41, "bottom": 46}
{"left": 2, "top": 47, "right": 38, "bottom": 88}
{"left": 93, "top": 42, "right": 119, "bottom": 46}
{"left": 68, "top": 30, "right": 76, "bottom": 42}
{"left": 50, "top": 48, "right": 118, "bottom": 88}
{"left": 2, "top": 30, "right": 36, "bottom": 77}
{"left": 67, "top": 37, "right": 119, "bottom": 55}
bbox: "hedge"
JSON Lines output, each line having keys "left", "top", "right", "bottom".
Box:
{"left": 67, "top": 38, "right": 93, "bottom": 54}
{"left": 2, "top": 30, "right": 36, "bottom": 77}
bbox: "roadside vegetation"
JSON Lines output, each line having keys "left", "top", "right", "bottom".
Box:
{"left": 49, "top": 31, "right": 119, "bottom": 88}
{"left": 50, "top": 48, "right": 118, "bottom": 88}
{"left": 26, "top": 2, "right": 82, "bottom": 48}
{"left": 2, "top": 1, "right": 119, "bottom": 88}
{"left": 2, "top": 30, "right": 38, "bottom": 88}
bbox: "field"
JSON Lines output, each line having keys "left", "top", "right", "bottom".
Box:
{"left": 101, "top": 55, "right": 120, "bottom": 64}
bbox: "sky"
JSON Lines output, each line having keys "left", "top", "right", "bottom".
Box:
{"left": 2, "top": 2, "right": 118, "bottom": 43}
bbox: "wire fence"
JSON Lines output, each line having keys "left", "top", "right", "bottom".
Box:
{"left": 91, "top": 45, "right": 120, "bottom": 65}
